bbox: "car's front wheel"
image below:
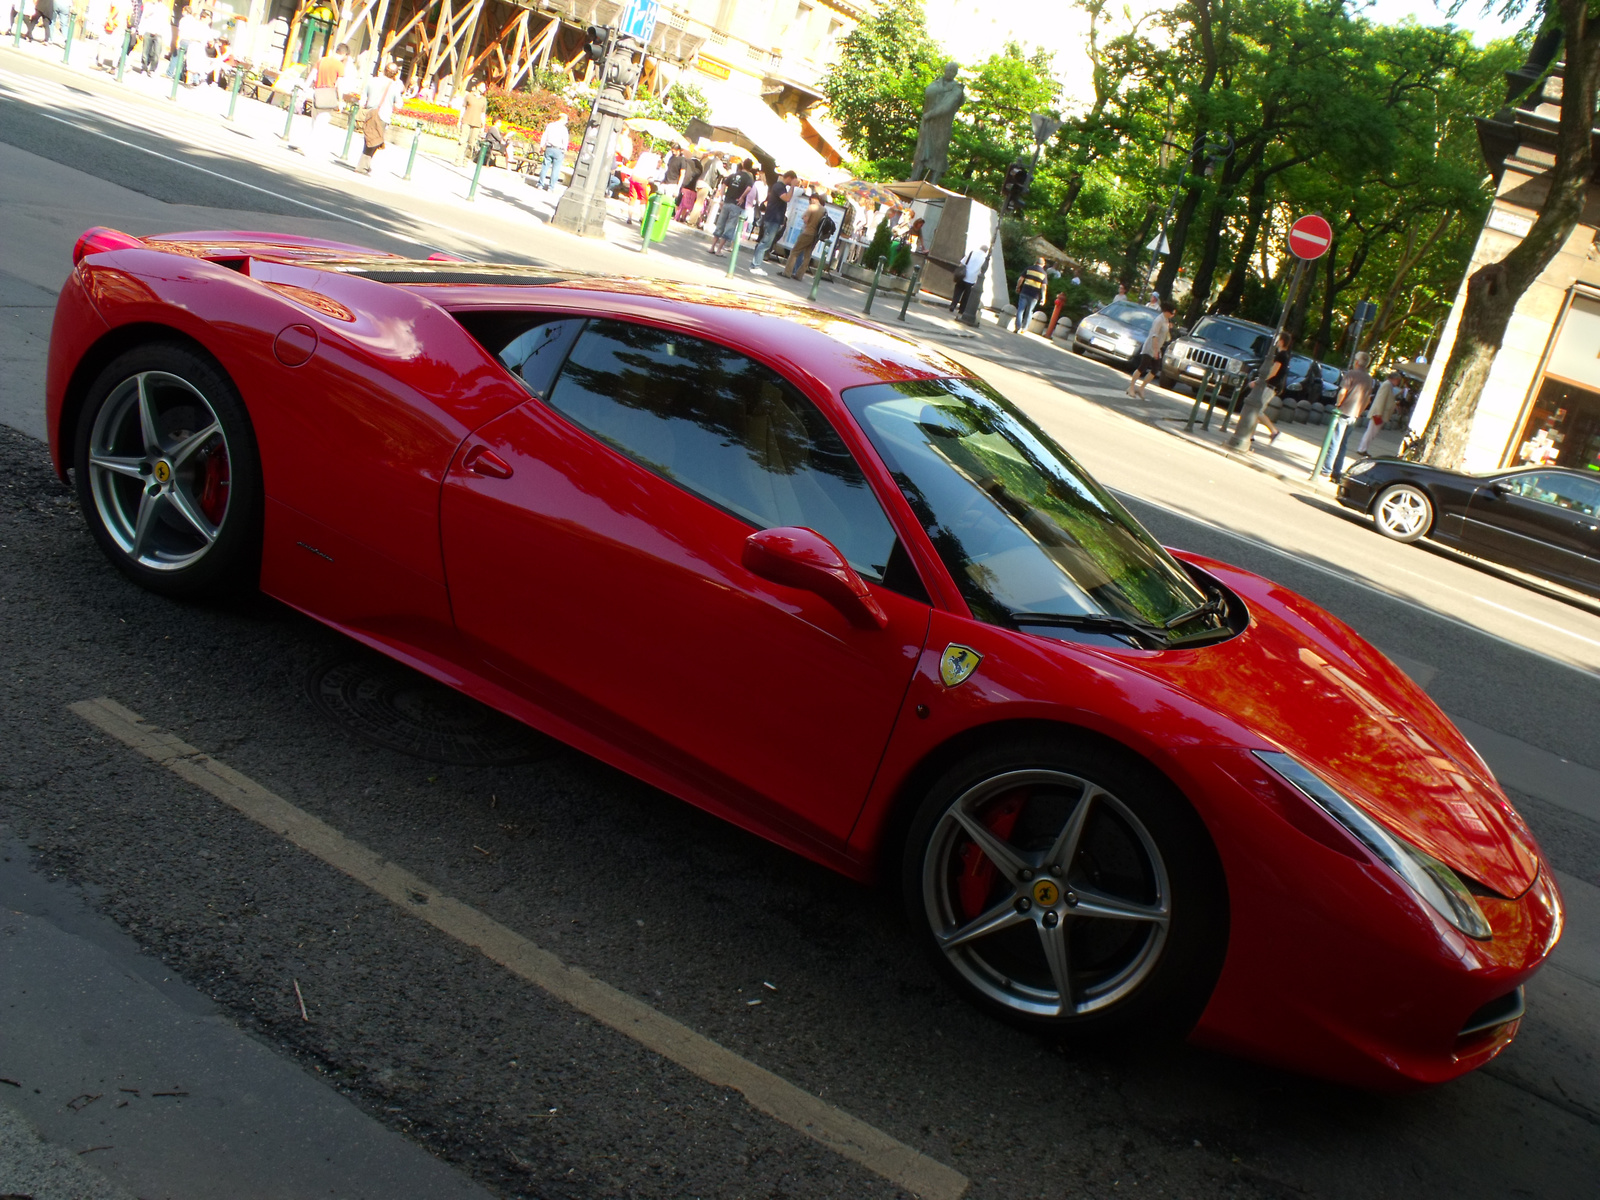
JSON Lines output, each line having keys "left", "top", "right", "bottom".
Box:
{"left": 74, "top": 342, "right": 262, "bottom": 599}
{"left": 1372, "top": 483, "right": 1433, "bottom": 543}
{"left": 902, "top": 736, "right": 1227, "bottom": 1041}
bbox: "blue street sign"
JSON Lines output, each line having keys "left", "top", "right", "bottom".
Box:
{"left": 618, "top": 0, "right": 660, "bottom": 45}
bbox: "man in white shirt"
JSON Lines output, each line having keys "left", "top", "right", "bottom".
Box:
{"left": 1359, "top": 370, "right": 1403, "bottom": 455}
{"left": 137, "top": 0, "right": 170, "bottom": 73}
{"left": 535, "top": 115, "right": 569, "bottom": 190}
{"left": 1127, "top": 299, "right": 1175, "bottom": 400}
{"left": 948, "top": 245, "right": 988, "bottom": 313}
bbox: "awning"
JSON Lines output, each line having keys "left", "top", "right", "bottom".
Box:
{"left": 699, "top": 85, "right": 843, "bottom": 182}
{"left": 801, "top": 111, "right": 852, "bottom": 162}
{"left": 883, "top": 180, "right": 964, "bottom": 202}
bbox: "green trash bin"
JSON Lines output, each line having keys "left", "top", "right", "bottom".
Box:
{"left": 645, "top": 193, "right": 671, "bottom": 243}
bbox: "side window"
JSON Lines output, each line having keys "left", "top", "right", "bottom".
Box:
{"left": 452, "top": 313, "right": 585, "bottom": 399}
{"left": 545, "top": 319, "right": 911, "bottom": 588}
{"left": 1508, "top": 473, "right": 1600, "bottom": 515}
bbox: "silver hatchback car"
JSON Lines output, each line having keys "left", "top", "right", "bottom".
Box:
{"left": 1071, "top": 301, "right": 1160, "bottom": 372}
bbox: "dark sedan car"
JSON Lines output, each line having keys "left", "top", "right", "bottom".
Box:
{"left": 1338, "top": 458, "right": 1600, "bottom": 597}
{"left": 1071, "top": 301, "right": 1159, "bottom": 371}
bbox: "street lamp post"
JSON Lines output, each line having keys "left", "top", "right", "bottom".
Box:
{"left": 551, "top": 26, "right": 643, "bottom": 238}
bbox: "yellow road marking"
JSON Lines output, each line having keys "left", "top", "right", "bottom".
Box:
{"left": 69, "top": 696, "right": 968, "bottom": 1200}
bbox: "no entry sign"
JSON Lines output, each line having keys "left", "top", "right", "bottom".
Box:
{"left": 1288, "top": 213, "right": 1333, "bottom": 260}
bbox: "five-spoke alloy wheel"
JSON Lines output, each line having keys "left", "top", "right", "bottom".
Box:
{"left": 904, "top": 738, "right": 1227, "bottom": 1039}
{"left": 75, "top": 343, "right": 261, "bottom": 598}
{"left": 1372, "top": 483, "right": 1433, "bottom": 544}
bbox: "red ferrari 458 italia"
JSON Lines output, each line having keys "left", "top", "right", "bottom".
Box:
{"left": 46, "top": 228, "right": 1563, "bottom": 1089}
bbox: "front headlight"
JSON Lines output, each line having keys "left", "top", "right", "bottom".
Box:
{"left": 1256, "top": 751, "right": 1492, "bottom": 940}
{"left": 1344, "top": 459, "right": 1376, "bottom": 479}
{"left": 1228, "top": 358, "right": 1244, "bottom": 375}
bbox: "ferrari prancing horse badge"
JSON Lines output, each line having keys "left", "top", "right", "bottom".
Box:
{"left": 939, "top": 644, "right": 982, "bottom": 688}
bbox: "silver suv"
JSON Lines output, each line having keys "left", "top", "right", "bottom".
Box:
{"left": 1160, "top": 315, "right": 1274, "bottom": 394}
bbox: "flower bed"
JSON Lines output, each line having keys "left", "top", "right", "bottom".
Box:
{"left": 397, "top": 98, "right": 460, "bottom": 129}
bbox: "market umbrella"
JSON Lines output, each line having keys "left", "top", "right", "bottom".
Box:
{"left": 625, "top": 117, "right": 689, "bottom": 147}
{"left": 696, "top": 139, "right": 750, "bottom": 158}
{"left": 1025, "top": 236, "right": 1078, "bottom": 269}
{"left": 838, "top": 180, "right": 901, "bottom": 207}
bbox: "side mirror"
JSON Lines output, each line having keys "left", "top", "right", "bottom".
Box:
{"left": 742, "top": 527, "right": 888, "bottom": 630}
{"left": 1490, "top": 480, "right": 1513, "bottom": 496}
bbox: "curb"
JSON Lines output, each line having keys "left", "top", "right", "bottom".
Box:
{"left": 1153, "top": 419, "right": 1338, "bottom": 492}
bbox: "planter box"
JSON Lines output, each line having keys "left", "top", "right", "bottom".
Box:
{"left": 839, "top": 261, "right": 911, "bottom": 293}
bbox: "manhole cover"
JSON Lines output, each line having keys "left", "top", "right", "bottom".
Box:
{"left": 306, "top": 656, "right": 553, "bottom": 766}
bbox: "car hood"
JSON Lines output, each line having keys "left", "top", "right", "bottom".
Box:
{"left": 1146, "top": 555, "right": 1541, "bottom": 898}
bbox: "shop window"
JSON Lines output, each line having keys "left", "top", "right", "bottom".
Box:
{"left": 1513, "top": 377, "right": 1600, "bottom": 472}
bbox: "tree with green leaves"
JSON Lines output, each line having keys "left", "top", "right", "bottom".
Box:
{"left": 821, "top": 0, "right": 944, "bottom": 180}
{"left": 1415, "top": 0, "right": 1600, "bottom": 465}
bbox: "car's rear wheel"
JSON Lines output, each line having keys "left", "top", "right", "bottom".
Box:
{"left": 74, "top": 343, "right": 262, "bottom": 599}
{"left": 1372, "top": 483, "right": 1432, "bottom": 543}
{"left": 902, "top": 736, "right": 1227, "bottom": 1041}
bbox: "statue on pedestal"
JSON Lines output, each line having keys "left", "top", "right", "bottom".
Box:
{"left": 910, "top": 62, "right": 965, "bottom": 186}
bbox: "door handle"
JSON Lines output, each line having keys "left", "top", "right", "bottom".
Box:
{"left": 462, "top": 445, "right": 513, "bottom": 479}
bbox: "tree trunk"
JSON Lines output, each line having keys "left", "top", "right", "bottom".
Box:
{"left": 1415, "top": 5, "right": 1598, "bottom": 466}
{"left": 1213, "top": 172, "right": 1268, "bottom": 315}
{"left": 1182, "top": 199, "right": 1231, "bottom": 324}
{"left": 1154, "top": 166, "right": 1205, "bottom": 301}
{"left": 1120, "top": 203, "right": 1158, "bottom": 287}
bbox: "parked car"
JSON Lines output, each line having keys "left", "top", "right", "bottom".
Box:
{"left": 1159, "top": 315, "right": 1274, "bottom": 394}
{"left": 1338, "top": 458, "right": 1600, "bottom": 597}
{"left": 1070, "top": 301, "right": 1159, "bottom": 371}
{"left": 1281, "top": 356, "right": 1342, "bottom": 404}
{"left": 49, "top": 227, "right": 1563, "bottom": 1089}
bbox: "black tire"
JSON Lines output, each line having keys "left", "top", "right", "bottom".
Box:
{"left": 73, "top": 342, "right": 262, "bottom": 600}
{"left": 902, "top": 734, "right": 1227, "bottom": 1042}
{"left": 1371, "top": 483, "right": 1433, "bottom": 544}
{"left": 1159, "top": 371, "right": 1180, "bottom": 392}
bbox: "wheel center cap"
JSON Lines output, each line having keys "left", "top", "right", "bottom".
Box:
{"left": 1031, "top": 879, "right": 1060, "bottom": 907}
{"left": 152, "top": 459, "right": 172, "bottom": 485}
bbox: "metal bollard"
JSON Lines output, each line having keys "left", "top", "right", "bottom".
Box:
{"left": 116, "top": 30, "right": 127, "bottom": 80}
{"left": 466, "top": 137, "right": 489, "bottom": 201}
{"left": 1187, "top": 370, "right": 1218, "bottom": 431}
{"left": 225, "top": 66, "right": 243, "bottom": 120}
{"left": 61, "top": 7, "right": 74, "bottom": 63}
{"left": 402, "top": 125, "right": 422, "bottom": 180}
{"left": 13, "top": 8, "right": 24, "bottom": 47}
{"left": 1310, "top": 413, "right": 1342, "bottom": 480}
{"left": 725, "top": 214, "right": 745, "bottom": 275}
{"left": 863, "top": 260, "right": 884, "bottom": 316}
{"left": 897, "top": 263, "right": 923, "bottom": 322}
{"left": 281, "top": 94, "right": 296, "bottom": 140}
{"left": 808, "top": 244, "right": 825, "bottom": 301}
{"left": 1045, "top": 293, "right": 1066, "bottom": 338}
{"left": 169, "top": 46, "right": 184, "bottom": 100}
{"left": 340, "top": 102, "right": 359, "bottom": 158}
{"left": 639, "top": 194, "right": 661, "bottom": 255}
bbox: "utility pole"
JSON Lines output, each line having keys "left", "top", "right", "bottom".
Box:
{"left": 551, "top": 26, "right": 643, "bottom": 238}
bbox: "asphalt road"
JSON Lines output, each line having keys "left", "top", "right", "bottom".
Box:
{"left": 3, "top": 45, "right": 1600, "bottom": 1200}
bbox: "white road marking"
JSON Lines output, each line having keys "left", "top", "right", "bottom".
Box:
{"left": 68, "top": 696, "right": 970, "bottom": 1200}
{"left": 1469, "top": 593, "right": 1600, "bottom": 651}
{"left": 1116, "top": 491, "right": 1600, "bottom": 679}
{"left": 0, "top": 70, "right": 491, "bottom": 255}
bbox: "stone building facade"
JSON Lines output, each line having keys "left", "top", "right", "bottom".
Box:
{"left": 1407, "top": 41, "right": 1600, "bottom": 474}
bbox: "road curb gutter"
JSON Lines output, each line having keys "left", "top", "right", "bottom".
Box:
{"left": 67, "top": 696, "right": 970, "bottom": 1200}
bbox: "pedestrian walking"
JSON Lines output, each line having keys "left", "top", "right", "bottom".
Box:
{"left": 458, "top": 79, "right": 487, "bottom": 164}
{"left": 135, "top": 0, "right": 168, "bottom": 73}
{"left": 1323, "top": 351, "right": 1374, "bottom": 481}
{"left": 750, "top": 171, "right": 796, "bottom": 275}
{"left": 1227, "top": 330, "right": 1293, "bottom": 452}
{"left": 783, "top": 192, "right": 829, "bottom": 281}
{"left": 22, "top": 0, "right": 53, "bottom": 41}
{"left": 355, "top": 62, "right": 399, "bottom": 175}
{"left": 291, "top": 41, "right": 350, "bottom": 154}
{"left": 674, "top": 155, "right": 702, "bottom": 221}
{"left": 710, "top": 160, "right": 753, "bottom": 255}
{"left": 949, "top": 244, "right": 987, "bottom": 313}
{"left": 1013, "top": 256, "right": 1049, "bottom": 333}
{"left": 1359, "top": 370, "right": 1404, "bottom": 456}
{"left": 689, "top": 154, "right": 723, "bottom": 227}
{"left": 534, "top": 113, "right": 568, "bottom": 189}
{"left": 1126, "top": 299, "right": 1176, "bottom": 399}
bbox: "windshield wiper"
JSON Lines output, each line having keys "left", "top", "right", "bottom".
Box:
{"left": 1006, "top": 611, "right": 1167, "bottom": 646}
{"left": 1161, "top": 586, "right": 1228, "bottom": 630}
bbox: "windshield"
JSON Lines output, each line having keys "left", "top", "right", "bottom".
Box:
{"left": 1191, "top": 317, "right": 1271, "bottom": 357}
{"left": 843, "top": 376, "right": 1220, "bottom": 641}
{"left": 1099, "top": 303, "right": 1156, "bottom": 332}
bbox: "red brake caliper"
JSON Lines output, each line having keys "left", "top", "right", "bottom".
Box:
{"left": 198, "top": 447, "right": 230, "bottom": 525}
{"left": 956, "top": 789, "right": 1026, "bottom": 920}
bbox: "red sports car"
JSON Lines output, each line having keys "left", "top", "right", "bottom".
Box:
{"left": 46, "top": 227, "right": 1563, "bottom": 1089}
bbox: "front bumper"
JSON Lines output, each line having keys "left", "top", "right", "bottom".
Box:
{"left": 1073, "top": 328, "right": 1138, "bottom": 364}
{"left": 1182, "top": 748, "right": 1563, "bottom": 1089}
{"left": 1335, "top": 474, "right": 1378, "bottom": 511}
